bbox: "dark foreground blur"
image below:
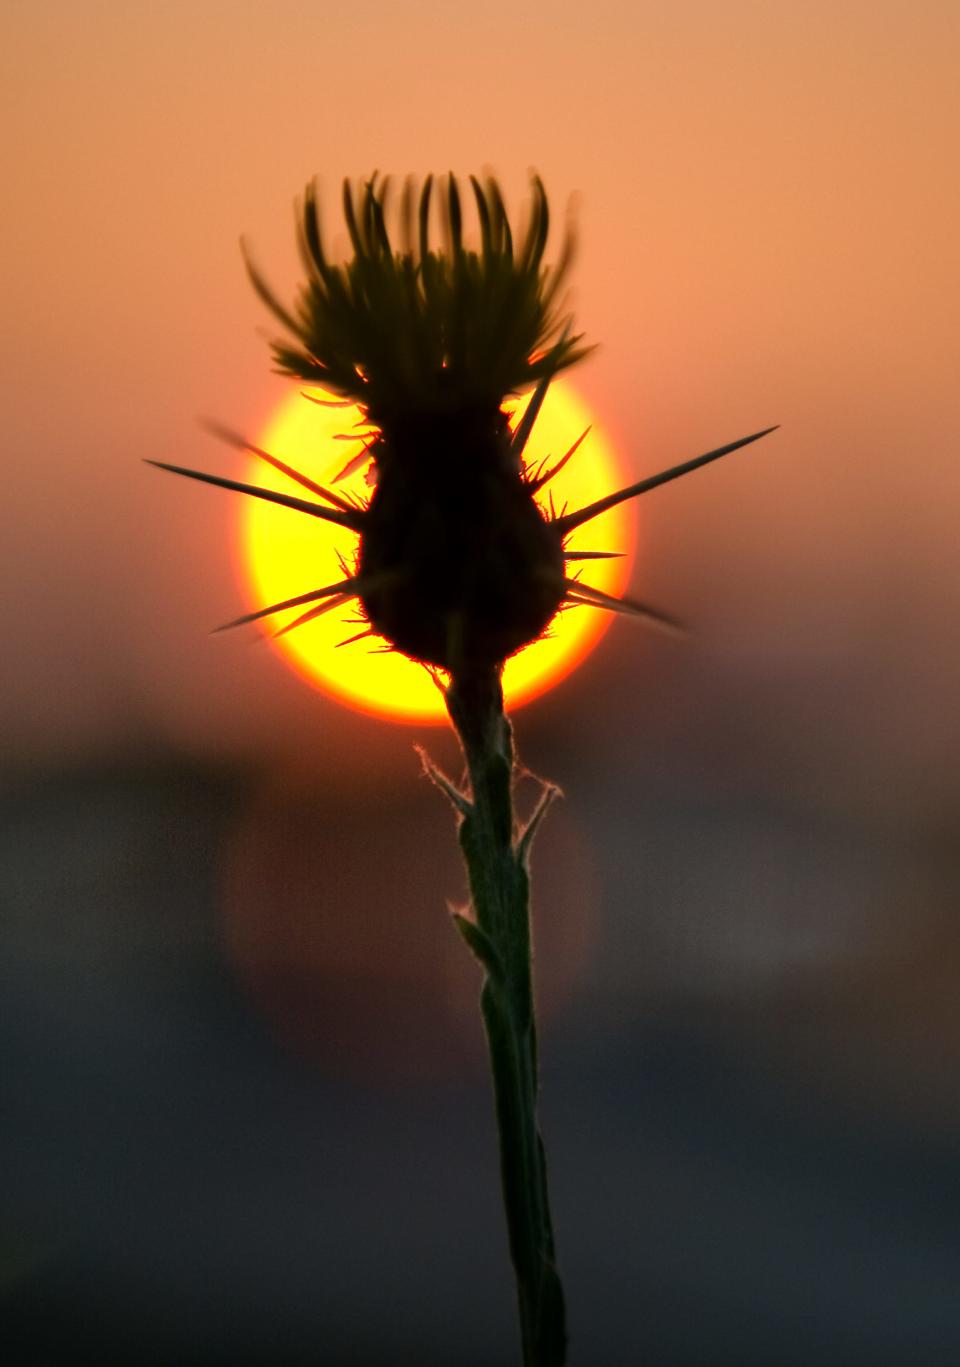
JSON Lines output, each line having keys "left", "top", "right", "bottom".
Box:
{"left": 2, "top": 738, "right": 959, "bottom": 1367}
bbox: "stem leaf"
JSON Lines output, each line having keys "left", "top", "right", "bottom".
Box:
{"left": 517, "top": 781, "right": 561, "bottom": 868}
{"left": 416, "top": 745, "right": 472, "bottom": 817}
{"left": 452, "top": 912, "right": 505, "bottom": 981}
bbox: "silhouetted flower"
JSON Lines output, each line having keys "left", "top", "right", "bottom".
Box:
{"left": 151, "top": 173, "right": 774, "bottom": 674}
{"left": 149, "top": 171, "right": 778, "bottom": 1367}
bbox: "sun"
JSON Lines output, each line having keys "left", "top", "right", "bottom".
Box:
{"left": 236, "top": 378, "right": 634, "bottom": 722}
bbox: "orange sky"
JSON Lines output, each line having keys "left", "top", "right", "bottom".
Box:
{"left": 2, "top": 2, "right": 958, "bottom": 804}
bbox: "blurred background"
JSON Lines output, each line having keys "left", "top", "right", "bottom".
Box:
{"left": 3, "top": 2, "right": 959, "bottom": 1362}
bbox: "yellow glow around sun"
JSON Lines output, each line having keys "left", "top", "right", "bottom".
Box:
{"left": 236, "top": 379, "right": 634, "bottom": 722}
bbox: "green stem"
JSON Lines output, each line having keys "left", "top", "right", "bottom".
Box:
{"left": 445, "top": 667, "right": 567, "bottom": 1367}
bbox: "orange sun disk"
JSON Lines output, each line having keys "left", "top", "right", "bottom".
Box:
{"left": 238, "top": 378, "right": 634, "bottom": 722}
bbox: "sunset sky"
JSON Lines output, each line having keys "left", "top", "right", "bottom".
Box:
{"left": 3, "top": 0, "right": 957, "bottom": 797}
{"left": 4, "top": 6, "right": 960, "bottom": 1358}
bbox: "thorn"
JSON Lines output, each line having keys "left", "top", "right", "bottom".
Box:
{"left": 212, "top": 579, "right": 356, "bottom": 632}
{"left": 554, "top": 426, "right": 780, "bottom": 534}
{"left": 335, "top": 627, "right": 376, "bottom": 648}
{"left": 300, "top": 390, "right": 353, "bottom": 408}
{"left": 509, "top": 323, "right": 572, "bottom": 461}
{"left": 273, "top": 593, "right": 352, "bottom": 637}
{"left": 563, "top": 578, "right": 684, "bottom": 633}
{"left": 511, "top": 371, "right": 552, "bottom": 462}
{"left": 562, "top": 549, "right": 624, "bottom": 561}
{"left": 525, "top": 453, "right": 549, "bottom": 485}
{"left": 199, "top": 418, "right": 354, "bottom": 513}
{"left": 528, "top": 425, "right": 591, "bottom": 492}
{"left": 332, "top": 445, "right": 375, "bottom": 483}
{"left": 145, "top": 461, "right": 365, "bottom": 531}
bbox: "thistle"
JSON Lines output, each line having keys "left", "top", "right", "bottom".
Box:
{"left": 150, "top": 172, "right": 776, "bottom": 1367}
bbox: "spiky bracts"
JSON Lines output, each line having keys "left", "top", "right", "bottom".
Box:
{"left": 245, "top": 173, "right": 589, "bottom": 421}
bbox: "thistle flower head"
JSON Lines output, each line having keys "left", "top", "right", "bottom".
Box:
{"left": 150, "top": 169, "right": 775, "bottom": 682}
{"left": 245, "top": 173, "right": 590, "bottom": 425}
